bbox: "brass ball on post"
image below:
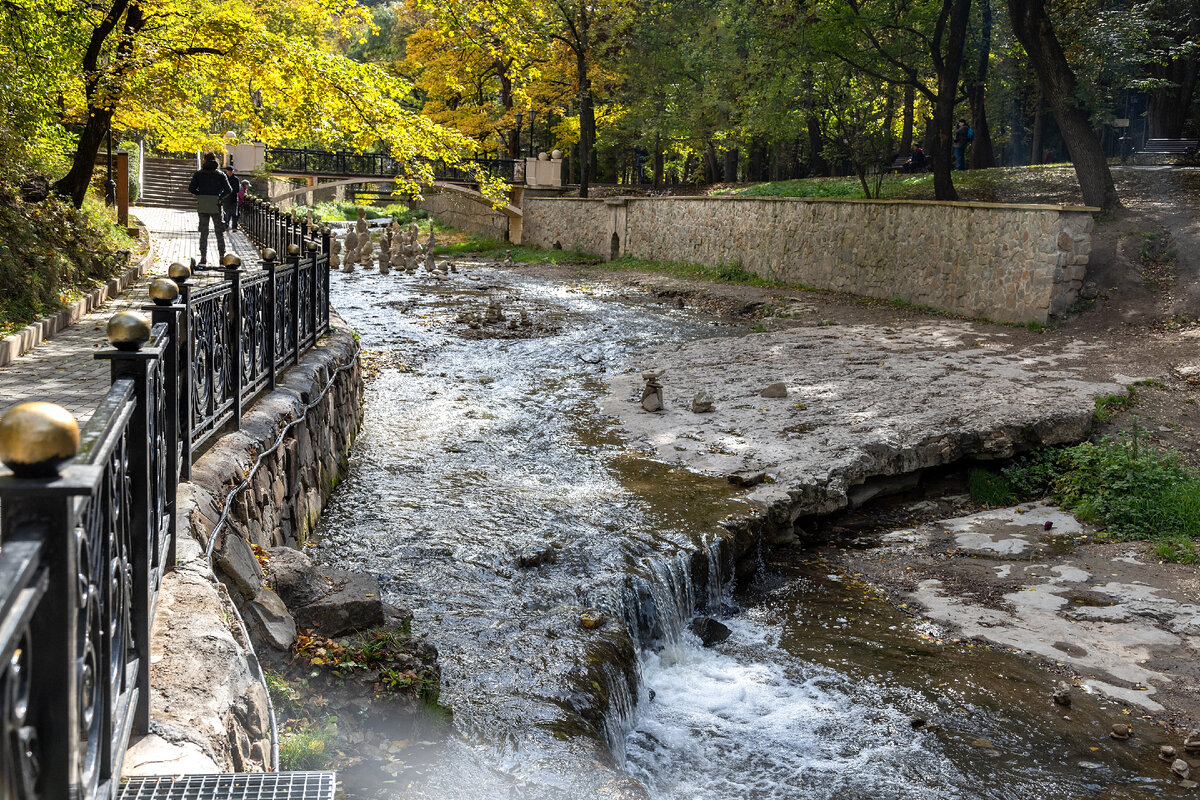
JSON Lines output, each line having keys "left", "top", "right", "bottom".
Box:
{"left": 0, "top": 402, "right": 80, "bottom": 478}
{"left": 221, "top": 253, "right": 243, "bottom": 269}
{"left": 261, "top": 247, "right": 277, "bottom": 262}
{"left": 167, "top": 262, "right": 191, "bottom": 285}
{"left": 106, "top": 310, "right": 152, "bottom": 351}
{"left": 149, "top": 277, "right": 181, "bottom": 305}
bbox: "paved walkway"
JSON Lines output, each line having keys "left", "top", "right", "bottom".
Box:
{"left": 0, "top": 208, "right": 254, "bottom": 423}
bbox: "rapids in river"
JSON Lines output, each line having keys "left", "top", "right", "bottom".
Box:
{"left": 313, "top": 263, "right": 1182, "bottom": 799}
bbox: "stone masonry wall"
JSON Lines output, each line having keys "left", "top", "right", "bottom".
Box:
{"left": 409, "top": 188, "right": 511, "bottom": 241}
{"left": 124, "top": 322, "right": 363, "bottom": 777}
{"left": 523, "top": 198, "right": 614, "bottom": 257}
{"left": 523, "top": 197, "right": 1097, "bottom": 324}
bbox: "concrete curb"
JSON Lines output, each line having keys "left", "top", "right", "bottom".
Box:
{"left": 0, "top": 221, "right": 154, "bottom": 367}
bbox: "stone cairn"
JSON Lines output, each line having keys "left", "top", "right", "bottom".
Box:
{"left": 341, "top": 227, "right": 357, "bottom": 273}
{"left": 378, "top": 225, "right": 391, "bottom": 275}
{"left": 641, "top": 370, "right": 665, "bottom": 412}
{"left": 356, "top": 208, "right": 373, "bottom": 269}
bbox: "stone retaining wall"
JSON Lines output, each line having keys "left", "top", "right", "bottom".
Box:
{"left": 523, "top": 196, "right": 1098, "bottom": 324}
{"left": 409, "top": 187, "right": 511, "bottom": 241}
{"left": 123, "top": 321, "right": 363, "bottom": 776}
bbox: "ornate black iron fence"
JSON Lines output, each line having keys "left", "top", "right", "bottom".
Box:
{"left": 0, "top": 196, "right": 331, "bottom": 799}
{"left": 0, "top": 324, "right": 172, "bottom": 800}
{"left": 262, "top": 147, "right": 522, "bottom": 184}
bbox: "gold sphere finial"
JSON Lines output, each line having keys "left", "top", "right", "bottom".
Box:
{"left": 287, "top": 243, "right": 301, "bottom": 256}
{"left": 261, "top": 247, "right": 277, "bottom": 261}
{"left": 149, "top": 277, "right": 180, "bottom": 305}
{"left": 106, "top": 310, "right": 151, "bottom": 351}
{"left": 168, "top": 262, "right": 191, "bottom": 284}
{"left": 221, "top": 253, "right": 243, "bottom": 269}
{"left": 0, "top": 402, "right": 80, "bottom": 478}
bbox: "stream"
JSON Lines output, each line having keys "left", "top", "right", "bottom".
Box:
{"left": 313, "top": 262, "right": 1183, "bottom": 799}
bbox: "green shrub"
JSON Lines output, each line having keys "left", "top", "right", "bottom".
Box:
{"left": 0, "top": 172, "right": 136, "bottom": 335}
{"left": 996, "top": 431, "right": 1200, "bottom": 561}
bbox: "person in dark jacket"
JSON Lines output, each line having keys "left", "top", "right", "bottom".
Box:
{"left": 221, "top": 165, "right": 241, "bottom": 232}
{"left": 188, "top": 154, "right": 233, "bottom": 264}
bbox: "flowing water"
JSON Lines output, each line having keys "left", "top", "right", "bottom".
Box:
{"left": 316, "top": 264, "right": 1182, "bottom": 799}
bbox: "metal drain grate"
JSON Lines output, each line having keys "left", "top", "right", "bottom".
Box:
{"left": 119, "top": 772, "right": 336, "bottom": 800}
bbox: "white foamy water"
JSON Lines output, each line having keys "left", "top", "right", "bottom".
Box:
{"left": 625, "top": 625, "right": 965, "bottom": 800}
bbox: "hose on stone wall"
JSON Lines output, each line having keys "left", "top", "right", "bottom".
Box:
{"left": 196, "top": 337, "right": 361, "bottom": 772}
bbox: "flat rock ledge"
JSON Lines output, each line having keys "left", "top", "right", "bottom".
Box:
{"left": 603, "top": 322, "right": 1124, "bottom": 540}
{"left": 123, "top": 319, "right": 364, "bottom": 777}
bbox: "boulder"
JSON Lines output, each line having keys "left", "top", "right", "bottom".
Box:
{"left": 760, "top": 382, "right": 788, "bottom": 398}
{"left": 689, "top": 617, "right": 732, "bottom": 646}
{"left": 691, "top": 391, "right": 715, "bottom": 413}
{"left": 266, "top": 546, "right": 330, "bottom": 607}
{"left": 214, "top": 533, "right": 263, "bottom": 601}
{"left": 246, "top": 587, "right": 297, "bottom": 651}
{"left": 517, "top": 545, "right": 557, "bottom": 568}
{"left": 294, "top": 570, "right": 385, "bottom": 637}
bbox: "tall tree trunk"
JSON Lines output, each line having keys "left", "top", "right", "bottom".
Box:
{"left": 806, "top": 116, "right": 828, "bottom": 176}
{"left": 1008, "top": 0, "right": 1119, "bottom": 209}
{"left": 967, "top": 0, "right": 997, "bottom": 168}
{"left": 723, "top": 147, "right": 739, "bottom": 182}
{"left": 704, "top": 140, "right": 719, "bottom": 182}
{"left": 1030, "top": 92, "right": 1045, "bottom": 163}
{"left": 899, "top": 84, "right": 915, "bottom": 157}
{"left": 498, "top": 69, "right": 515, "bottom": 158}
{"left": 54, "top": 0, "right": 144, "bottom": 207}
{"left": 653, "top": 136, "right": 664, "bottom": 188}
{"left": 577, "top": 50, "right": 593, "bottom": 197}
{"left": 1146, "top": 56, "right": 1200, "bottom": 138}
{"left": 929, "top": 0, "right": 971, "bottom": 201}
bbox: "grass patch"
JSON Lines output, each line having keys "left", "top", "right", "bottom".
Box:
{"left": 431, "top": 237, "right": 779, "bottom": 288}
{"left": 432, "top": 236, "right": 596, "bottom": 263}
{"left": 722, "top": 164, "right": 1080, "bottom": 203}
{"left": 968, "top": 468, "right": 1017, "bottom": 507}
{"left": 1093, "top": 392, "right": 1134, "bottom": 422}
{"left": 604, "top": 255, "right": 782, "bottom": 287}
{"left": 279, "top": 721, "right": 336, "bottom": 770}
{"left": 971, "top": 430, "right": 1200, "bottom": 562}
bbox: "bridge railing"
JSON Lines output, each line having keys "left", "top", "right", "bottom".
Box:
{"left": 0, "top": 196, "right": 333, "bottom": 799}
{"left": 262, "top": 147, "right": 524, "bottom": 185}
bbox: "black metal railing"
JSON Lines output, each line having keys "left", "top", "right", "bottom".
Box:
{"left": 181, "top": 198, "right": 331, "bottom": 468}
{"left": 263, "top": 147, "right": 523, "bottom": 184}
{"left": 0, "top": 324, "right": 172, "bottom": 800}
{"left": 0, "top": 195, "right": 332, "bottom": 799}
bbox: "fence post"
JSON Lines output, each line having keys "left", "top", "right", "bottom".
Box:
{"left": 0, "top": 468, "right": 92, "bottom": 799}
{"left": 144, "top": 283, "right": 183, "bottom": 570}
{"left": 289, "top": 245, "right": 301, "bottom": 363}
{"left": 226, "top": 268, "right": 244, "bottom": 431}
{"left": 95, "top": 312, "right": 165, "bottom": 736}
{"left": 179, "top": 282, "right": 194, "bottom": 476}
{"left": 264, "top": 251, "right": 278, "bottom": 389}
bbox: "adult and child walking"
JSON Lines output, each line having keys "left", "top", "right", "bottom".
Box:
{"left": 187, "top": 153, "right": 249, "bottom": 264}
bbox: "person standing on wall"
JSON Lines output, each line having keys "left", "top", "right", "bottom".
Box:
{"left": 222, "top": 165, "right": 241, "bottom": 232}
{"left": 188, "top": 153, "right": 233, "bottom": 265}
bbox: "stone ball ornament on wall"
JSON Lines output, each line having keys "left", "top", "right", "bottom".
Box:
{"left": 551, "top": 149, "right": 562, "bottom": 160}
{"left": 106, "top": 310, "right": 152, "bottom": 351}
{"left": 149, "top": 277, "right": 180, "bottom": 305}
{"left": 0, "top": 401, "right": 81, "bottom": 478}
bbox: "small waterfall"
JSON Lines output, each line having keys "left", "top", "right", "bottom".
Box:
{"left": 587, "top": 525, "right": 754, "bottom": 758}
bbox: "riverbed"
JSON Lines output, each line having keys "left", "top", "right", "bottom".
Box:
{"left": 313, "top": 261, "right": 1188, "bottom": 798}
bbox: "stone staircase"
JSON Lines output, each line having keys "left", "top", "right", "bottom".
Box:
{"left": 140, "top": 157, "right": 199, "bottom": 208}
